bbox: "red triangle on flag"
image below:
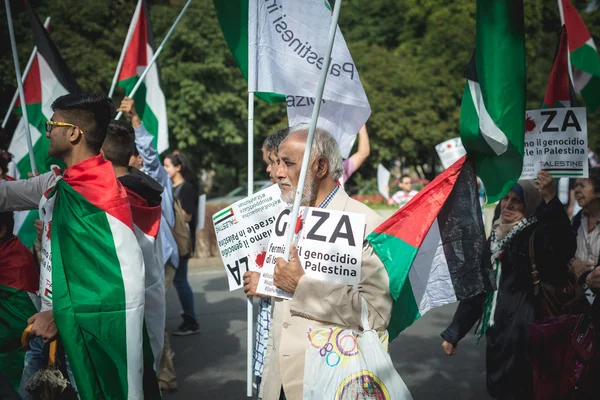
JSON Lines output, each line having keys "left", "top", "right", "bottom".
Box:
{"left": 16, "top": 55, "right": 42, "bottom": 107}
{"left": 118, "top": 5, "right": 149, "bottom": 81}
{"left": 560, "top": 0, "right": 593, "bottom": 51}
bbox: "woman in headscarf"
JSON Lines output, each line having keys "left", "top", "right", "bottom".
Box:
{"left": 440, "top": 171, "right": 576, "bottom": 399}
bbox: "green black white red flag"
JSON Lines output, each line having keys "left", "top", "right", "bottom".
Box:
{"left": 558, "top": 0, "right": 600, "bottom": 112}
{"left": 116, "top": 0, "right": 169, "bottom": 153}
{"left": 8, "top": 3, "right": 79, "bottom": 248}
{"left": 50, "top": 156, "right": 160, "bottom": 399}
{"left": 543, "top": 26, "right": 576, "bottom": 108}
{"left": 459, "top": 0, "right": 527, "bottom": 203}
{"left": 367, "top": 157, "right": 492, "bottom": 340}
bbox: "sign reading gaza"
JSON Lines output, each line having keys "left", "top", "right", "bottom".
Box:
{"left": 520, "top": 107, "right": 588, "bottom": 179}
{"left": 257, "top": 207, "right": 365, "bottom": 300}
{"left": 213, "top": 185, "right": 283, "bottom": 291}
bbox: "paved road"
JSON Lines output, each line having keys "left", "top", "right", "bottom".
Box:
{"left": 165, "top": 267, "right": 489, "bottom": 399}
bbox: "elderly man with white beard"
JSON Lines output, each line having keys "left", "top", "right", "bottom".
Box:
{"left": 243, "top": 125, "right": 392, "bottom": 400}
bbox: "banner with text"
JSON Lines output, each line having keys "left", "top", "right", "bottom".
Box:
{"left": 213, "top": 185, "right": 283, "bottom": 291}
{"left": 251, "top": 0, "right": 371, "bottom": 158}
{"left": 257, "top": 206, "right": 365, "bottom": 300}
{"left": 377, "top": 164, "right": 391, "bottom": 200}
{"left": 521, "top": 108, "right": 588, "bottom": 179}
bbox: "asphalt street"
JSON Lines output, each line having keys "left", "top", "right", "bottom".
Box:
{"left": 164, "top": 266, "right": 489, "bottom": 399}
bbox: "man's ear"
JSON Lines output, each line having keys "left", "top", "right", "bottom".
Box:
{"left": 68, "top": 126, "right": 83, "bottom": 145}
{"left": 315, "top": 157, "right": 329, "bottom": 179}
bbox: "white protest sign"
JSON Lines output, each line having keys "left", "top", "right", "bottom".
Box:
{"left": 377, "top": 164, "right": 391, "bottom": 200}
{"left": 435, "top": 138, "right": 466, "bottom": 170}
{"left": 257, "top": 207, "right": 365, "bottom": 300}
{"left": 520, "top": 108, "right": 588, "bottom": 179}
{"left": 197, "top": 194, "right": 206, "bottom": 230}
{"left": 213, "top": 185, "right": 283, "bottom": 291}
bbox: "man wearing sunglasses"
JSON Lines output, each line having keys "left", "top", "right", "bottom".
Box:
{"left": 0, "top": 93, "right": 154, "bottom": 398}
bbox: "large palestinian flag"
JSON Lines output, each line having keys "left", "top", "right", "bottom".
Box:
{"left": 124, "top": 185, "right": 165, "bottom": 370}
{"left": 460, "top": 0, "right": 526, "bottom": 203}
{"left": 543, "top": 26, "right": 576, "bottom": 108}
{"left": 367, "top": 156, "right": 492, "bottom": 340}
{"left": 116, "top": 0, "right": 169, "bottom": 154}
{"left": 8, "top": 3, "right": 79, "bottom": 248}
{"left": 50, "top": 155, "right": 160, "bottom": 399}
{"left": 0, "top": 237, "right": 39, "bottom": 390}
{"left": 558, "top": 0, "right": 600, "bottom": 112}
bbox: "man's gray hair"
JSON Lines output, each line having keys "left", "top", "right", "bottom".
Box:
{"left": 289, "top": 123, "right": 344, "bottom": 181}
{"left": 263, "top": 127, "right": 290, "bottom": 152}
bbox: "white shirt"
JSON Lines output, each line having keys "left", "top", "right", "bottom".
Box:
{"left": 391, "top": 189, "right": 418, "bottom": 208}
{"left": 576, "top": 213, "right": 599, "bottom": 304}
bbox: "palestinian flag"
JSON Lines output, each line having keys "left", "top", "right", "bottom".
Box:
{"left": 460, "top": 0, "right": 526, "bottom": 203}
{"left": 0, "top": 237, "right": 39, "bottom": 390}
{"left": 543, "top": 26, "right": 576, "bottom": 108}
{"left": 367, "top": 156, "right": 492, "bottom": 340}
{"left": 559, "top": 0, "right": 600, "bottom": 112}
{"left": 8, "top": 3, "right": 78, "bottom": 248}
{"left": 116, "top": 0, "right": 169, "bottom": 154}
{"left": 213, "top": 0, "right": 285, "bottom": 103}
{"left": 50, "top": 155, "right": 160, "bottom": 399}
{"left": 124, "top": 185, "right": 165, "bottom": 370}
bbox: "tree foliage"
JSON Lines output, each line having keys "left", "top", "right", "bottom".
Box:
{"left": 1, "top": 0, "right": 599, "bottom": 192}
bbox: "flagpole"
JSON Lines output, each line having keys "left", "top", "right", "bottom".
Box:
{"left": 557, "top": 0, "right": 576, "bottom": 90}
{"left": 5, "top": 0, "right": 37, "bottom": 175}
{"left": 2, "top": 16, "right": 50, "bottom": 130}
{"left": 108, "top": 0, "right": 141, "bottom": 98}
{"left": 246, "top": 0, "right": 258, "bottom": 397}
{"left": 284, "top": 0, "right": 343, "bottom": 255}
{"left": 114, "top": 0, "right": 193, "bottom": 120}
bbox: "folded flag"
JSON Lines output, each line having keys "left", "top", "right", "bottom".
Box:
{"left": 8, "top": 3, "right": 79, "bottom": 248}
{"left": 0, "top": 237, "right": 39, "bottom": 390}
{"left": 459, "top": 0, "right": 526, "bottom": 203}
{"left": 117, "top": 0, "right": 169, "bottom": 153}
{"left": 558, "top": 0, "right": 600, "bottom": 112}
{"left": 50, "top": 156, "right": 160, "bottom": 399}
{"left": 543, "top": 26, "right": 576, "bottom": 108}
{"left": 367, "top": 156, "right": 492, "bottom": 340}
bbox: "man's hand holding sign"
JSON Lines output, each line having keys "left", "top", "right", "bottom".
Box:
{"left": 273, "top": 244, "right": 305, "bottom": 294}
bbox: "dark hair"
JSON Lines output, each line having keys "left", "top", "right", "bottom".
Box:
{"left": 590, "top": 167, "right": 600, "bottom": 194}
{"left": 165, "top": 152, "right": 200, "bottom": 189}
{"left": 0, "top": 211, "right": 14, "bottom": 240}
{"left": 263, "top": 127, "right": 290, "bottom": 152}
{"left": 103, "top": 121, "right": 135, "bottom": 167}
{"left": 51, "top": 93, "right": 115, "bottom": 154}
{"left": 400, "top": 174, "right": 411, "bottom": 182}
{"left": 0, "top": 149, "right": 13, "bottom": 176}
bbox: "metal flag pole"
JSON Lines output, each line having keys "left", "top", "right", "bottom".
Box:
{"left": 2, "top": 16, "right": 50, "bottom": 129}
{"left": 283, "top": 0, "right": 343, "bottom": 255}
{"left": 5, "top": 0, "right": 37, "bottom": 175}
{"left": 114, "top": 0, "right": 193, "bottom": 120}
{"left": 108, "top": 0, "right": 141, "bottom": 98}
{"left": 246, "top": 0, "right": 258, "bottom": 396}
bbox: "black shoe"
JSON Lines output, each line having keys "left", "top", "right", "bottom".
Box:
{"left": 172, "top": 320, "right": 200, "bottom": 336}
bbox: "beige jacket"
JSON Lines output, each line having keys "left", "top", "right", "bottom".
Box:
{"left": 260, "top": 188, "right": 392, "bottom": 400}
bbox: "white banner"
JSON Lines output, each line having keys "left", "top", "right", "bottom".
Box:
{"left": 197, "top": 194, "right": 206, "bottom": 231}
{"left": 213, "top": 185, "right": 283, "bottom": 291}
{"left": 435, "top": 138, "right": 466, "bottom": 170}
{"left": 520, "top": 107, "right": 588, "bottom": 179}
{"left": 257, "top": 207, "right": 365, "bottom": 300}
{"left": 377, "top": 164, "right": 390, "bottom": 200}
{"left": 251, "top": 0, "right": 371, "bottom": 158}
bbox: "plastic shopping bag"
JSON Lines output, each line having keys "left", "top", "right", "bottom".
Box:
{"left": 303, "top": 298, "right": 413, "bottom": 399}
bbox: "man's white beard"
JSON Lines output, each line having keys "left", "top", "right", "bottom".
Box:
{"left": 281, "top": 174, "right": 317, "bottom": 206}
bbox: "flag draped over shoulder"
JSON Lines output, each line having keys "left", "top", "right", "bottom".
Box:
{"left": 558, "top": 0, "right": 600, "bottom": 112}
{"left": 117, "top": 0, "right": 169, "bottom": 154}
{"left": 8, "top": 4, "right": 79, "bottom": 248}
{"left": 0, "top": 237, "right": 39, "bottom": 390}
{"left": 460, "top": 0, "right": 526, "bottom": 203}
{"left": 367, "top": 157, "right": 492, "bottom": 340}
{"left": 50, "top": 157, "right": 160, "bottom": 399}
{"left": 213, "top": 0, "right": 285, "bottom": 104}
{"left": 543, "top": 26, "right": 576, "bottom": 108}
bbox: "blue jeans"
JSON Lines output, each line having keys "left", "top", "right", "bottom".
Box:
{"left": 173, "top": 257, "right": 197, "bottom": 322}
{"left": 19, "top": 337, "right": 77, "bottom": 399}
